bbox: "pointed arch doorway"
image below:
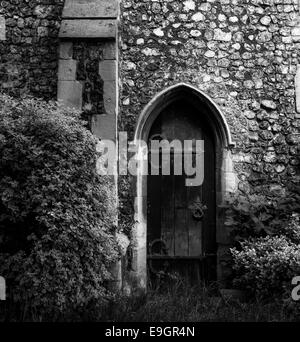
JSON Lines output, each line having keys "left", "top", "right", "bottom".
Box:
{"left": 147, "top": 98, "right": 216, "bottom": 284}
{"left": 131, "top": 83, "right": 235, "bottom": 290}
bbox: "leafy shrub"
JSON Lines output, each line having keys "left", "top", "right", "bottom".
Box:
{"left": 227, "top": 189, "right": 300, "bottom": 300}
{"left": 231, "top": 230, "right": 300, "bottom": 300}
{"left": 0, "top": 94, "right": 118, "bottom": 319}
{"left": 225, "top": 192, "right": 300, "bottom": 241}
{"left": 279, "top": 214, "right": 300, "bottom": 244}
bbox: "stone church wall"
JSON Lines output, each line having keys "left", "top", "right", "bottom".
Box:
{"left": 119, "top": 0, "right": 300, "bottom": 220}
{"left": 120, "top": 0, "right": 300, "bottom": 183}
{"left": 0, "top": 0, "right": 300, "bottom": 289}
{"left": 118, "top": 0, "right": 300, "bottom": 287}
{"left": 0, "top": 0, "right": 64, "bottom": 99}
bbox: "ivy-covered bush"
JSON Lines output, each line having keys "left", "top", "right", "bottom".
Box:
{"left": 231, "top": 214, "right": 300, "bottom": 300}
{"left": 0, "top": 94, "right": 118, "bottom": 319}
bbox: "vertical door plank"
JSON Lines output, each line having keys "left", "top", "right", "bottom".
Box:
{"left": 174, "top": 173, "right": 188, "bottom": 256}
{"left": 160, "top": 106, "right": 175, "bottom": 256}
{"left": 161, "top": 168, "right": 175, "bottom": 256}
{"left": 174, "top": 208, "right": 188, "bottom": 256}
{"left": 186, "top": 124, "right": 203, "bottom": 257}
{"left": 147, "top": 99, "right": 217, "bottom": 282}
{"left": 172, "top": 105, "right": 189, "bottom": 256}
{"left": 187, "top": 182, "right": 203, "bottom": 257}
{"left": 147, "top": 173, "right": 162, "bottom": 252}
{"left": 147, "top": 115, "right": 162, "bottom": 254}
{"left": 202, "top": 130, "right": 216, "bottom": 256}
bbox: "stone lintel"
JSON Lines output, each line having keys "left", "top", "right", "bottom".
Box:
{"left": 62, "top": 0, "right": 118, "bottom": 19}
{"left": 57, "top": 80, "right": 83, "bottom": 110}
{"left": 59, "top": 19, "right": 116, "bottom": 39}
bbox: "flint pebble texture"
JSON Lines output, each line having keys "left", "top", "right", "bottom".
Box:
{"left": 0, "top": 0, "right": 299, "bottom": 289}
{"left": 0, "top": 1, "right": 64, "bottom": 99}
{"left": 0, "top": 0, "right": 299, "bottom": 234}
{"left": 119, "top": 0, "right": 300, "bottom": 202}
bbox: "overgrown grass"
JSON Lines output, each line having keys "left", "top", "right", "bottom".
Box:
{"left": 100, "top": 281, "right": 300, "bottom": 322}
{"left": 1, "top": 278, "right": 299, "bottom": 322}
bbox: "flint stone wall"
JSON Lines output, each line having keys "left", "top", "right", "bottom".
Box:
{"left": 0, "top": 0, "right": 64, "bottom": 99}
{"left": 118, "top": 0, "right": 300, "bottom": 286}
{"left": 119, "top": 0, "right": 300, "bottom": 219}
{"left": 0, "top": 0, "right": 300, "bottom": 288}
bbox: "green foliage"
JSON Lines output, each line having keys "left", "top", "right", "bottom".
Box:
{"left": 231, "top": 216, "right": 300, "bottom": 300}
{"left": 3, "top": 280, "right": 297, "bottom": 322}
{"left": 103, "top": 283, "right": 299, "bottom": 322}
{"left": 227, "top": 189, "right": 300, "bottom": 300}
{"left": 0, "top": 94, "right": 118, "bottom": 318}
{"left": 225, "top": 190, "right": 300, "bottom": 241}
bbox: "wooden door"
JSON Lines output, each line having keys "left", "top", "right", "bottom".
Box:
{"left": 147, "top": 99, "right": 216, "bottom": 284}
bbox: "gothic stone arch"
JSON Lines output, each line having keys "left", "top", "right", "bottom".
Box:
{"left": 129, "top": 83, "right": 237, "bottom": 291}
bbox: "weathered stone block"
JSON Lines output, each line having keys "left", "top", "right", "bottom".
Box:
{"left": 261, "top": 99, "right": 277, "bottom": 110}
{"left": 91, "top": 114, "right": 116, "bottom": 141}
{"left": 292, "top": 26, "right": 300, "bottom": 41}
{"left": 103, "top": 42, "right": 117, "bottom": 60}
{"left": 62, "top": 0, "right": 118, "bottom": 19}
{"left": 295, "top": 65, "right": 300, "bottom": 113}
{"left": 0, "top": 16, "right": 6, "bottom": 41}
{"left": 103, "top": 81, "right": 117, "bottom": 116}
{"left": 59, "top": 19, "right": 116, "bottom": 38}
{"left": 0, "top": 276, "right": 5, "bottom": 301}
{"left": 213, "top": 28, "right": 232, "bottom": 42}
{"left": 59, "top": 42, "right": 73, "bottom": 60}
{"left": 57, "top": 80, "right": 83, "bottom": 110}
{"left": 98, "top": 58, "right": 117, "bottom": 116}
{"left": 287, "top": 133, "right": 300, "bottom": 145}
{"left": 99, "top": 60, "right": 117, "bottom": 81}
{"left": 216, "top": 208, "right": 231, "bottom": 244}
{"left": 223, "top": 172, "right": 237, "bottom": 193}
{"left": 58, "top": 59, "right": 77, "bottom": 81}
